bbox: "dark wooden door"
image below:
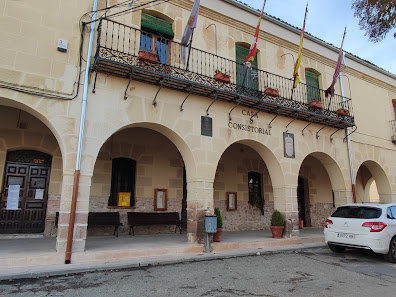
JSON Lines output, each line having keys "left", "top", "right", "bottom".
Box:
{"left": 0, "top": 162, "right": 51, "bottom": 233}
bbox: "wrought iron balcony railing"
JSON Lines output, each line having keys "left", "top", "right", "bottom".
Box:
{"left": 93, "top": 19, "right": 355, "bottom": 129}
{"left": 391, "top": 120, "right": 396, "bottom": 144}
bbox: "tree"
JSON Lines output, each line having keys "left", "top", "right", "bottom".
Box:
{"left": 352, "top": 0, "right": 396, "bottom": 42}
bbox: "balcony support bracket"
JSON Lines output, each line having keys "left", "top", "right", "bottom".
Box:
{"left": 124, "top": 70, "right": 134, "bottom": 100}
{"left": 330, "top": 128, "right": 343, "bottom": 142}
{"left": 268, "top": 108, "right": 280, "bottom": 128}
{"left": 206, "top": 91, "right": 218, "bottom": 116}
{"left": 316, "top": 124, "right": 329, "bottom": 139}
{"left": 285, "top": 112, "right": 300, "bottom": 132}
{"left": 152, "top": 78, "right": 164, "bottom": 106}
{"left": 250, "top": 96, "right": 267, "bottom": 124}
{"left": 229, "top": 96, "right": 242, "bottom": 121}
{"left": 180, "top": 84, "right": 194, "bottom": 111}
{"left": 92, "top": 66, "right": 99, "bottom": 94}
{"left": 343, "top": 126, "right": 357, "bottom": 142}
{"left": 302, "top": 122, "right": 312, "bottom": 135}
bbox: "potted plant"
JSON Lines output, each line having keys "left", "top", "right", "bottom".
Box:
{"left": 213, "top": 207, "right": 223, "bottom": 242}
{"left": 214, "top": 70, "right": 231, "bottom": 84}
{"left": 270, "top": 210, "right": 285, "bottom": 238}
{"left": 264, "top": 88, "right": 280, "bottom": 97}
{"left": 138, "top": 50, "right": 159, "bottom": 63}
{"left": 309, "top": 99, "right": 323, "bottom": 109}
{"left": 336, "top": 108, "right": 349, "bottom": 116}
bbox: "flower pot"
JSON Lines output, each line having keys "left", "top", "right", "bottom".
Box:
{"left": 309, "top": 100, "right": 322, "bottom": 109}
{"left": 138, "top": 50, "right": 159, "bottom": 63}
{"left": 213, "top": 227, "right": 223, "bottom": 242}
{"left": 337, "top": 108, "right": 349, "bottom": 116}
{"left": 265, "top": 88, "right": 279, "bottom": 97}
{"left": 214, "top": 72, "right": 230, "bottom": 84}
{"left": 270, "top": 226, "right": 284, "bottom": 238}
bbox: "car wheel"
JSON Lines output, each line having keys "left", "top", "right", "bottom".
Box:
{"left": 385, "top": 237, "right": 396, "bottom": 263}
{"left": 328, "top": 244, "right": 346, "bottom": 253}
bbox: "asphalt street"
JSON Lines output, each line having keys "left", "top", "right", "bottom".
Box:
{"left": 1, "top": 247, "right": 396, "bottom": 297}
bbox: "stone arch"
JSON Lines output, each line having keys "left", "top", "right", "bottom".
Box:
{"left": 356, "top": 160, "right": 392, "bottom": 203}
{"left": 215, "top": 139, "right": 284, "bottom": 189}
{"left": 89, "top": 122, "right": 196, "bottom": 182}
{"left": 0, "top": 97, "right": 66, "bottom": 166}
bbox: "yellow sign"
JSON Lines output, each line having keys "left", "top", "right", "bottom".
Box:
{"left": 118, "top": 192, "right": 131, "bottom": 207}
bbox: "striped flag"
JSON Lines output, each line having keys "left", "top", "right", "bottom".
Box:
{"left": 244, "top": 0, "right": 266, "bottom": 67}
{"left": 293, "top": 4, "right": 308, "bottom": 88}
{"left": 181, "top": 0, "right": 200, "bottom": 64}
{"left": 325, "top": 27, "right": 347, "bottom": 98}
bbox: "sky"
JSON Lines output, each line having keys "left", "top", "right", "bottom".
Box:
{"left": 247, "top": 0, "right": 396, "bottom": 75}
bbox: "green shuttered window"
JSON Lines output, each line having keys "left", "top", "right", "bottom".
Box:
{"left": 141, "top": 13, "right": 174, "bottom": 39}
{"left": 235, "top": 45, "right": 258, "bottom": 90}
{"left": 305, "top": 70, "right": 320, "bottom": 102}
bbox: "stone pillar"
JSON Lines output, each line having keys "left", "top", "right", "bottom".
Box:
{"left": 273, "top": 185, "right": 299, "bottom": 236}
{"left": 186, "top": 179, "right": 214, "bottom": 243}
{"left": 334, "top": 189, "right": 353, "bottom": 207}
{"left": 56, "top": 171, "right": 92, "bottom": 254}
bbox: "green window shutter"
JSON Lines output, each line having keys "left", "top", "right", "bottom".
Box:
{"left": 141, "top": 13, "right": 174, "bottom": 39}
{"left": 305, "top": 71, "right": 320, "bottom": 102}
{"left": 236, "top": 45, "right": 258, "bottom": 90}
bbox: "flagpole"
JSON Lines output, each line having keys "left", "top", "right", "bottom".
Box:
{"left": 291, "top": 3, "right": 308, "bottom": 100}
{"left": 185, "top": 29, "right": 194, "bottom": 70}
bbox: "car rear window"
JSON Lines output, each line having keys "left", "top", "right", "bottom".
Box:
{"left": 331, "top": 206, "right": 382, "bottom": 219}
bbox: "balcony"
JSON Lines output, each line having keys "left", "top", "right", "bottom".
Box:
{"left": 93, "top": 19, "right": 355, "bottom": 129}
{"left": 392, "top": 120, "right": 396, "bottom": 144}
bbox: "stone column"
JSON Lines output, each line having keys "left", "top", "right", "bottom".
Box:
{"left": 273, "top": 185, "right": 299, "bottom": 236}
{"left": 186, "top": 179, "right": 214, "bottom": 243}
{"left": 333, "top": 189, "right": 353, "bottom": 207}
{"left": 56, "top": 171, "right": 92, "bottom": 254}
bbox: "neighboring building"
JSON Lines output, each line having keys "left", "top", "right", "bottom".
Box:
{"left": 0, "top": 0, "right": 395, "bottom": 259}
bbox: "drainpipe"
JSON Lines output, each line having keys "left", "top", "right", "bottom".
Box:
{"left": 65, "top": 0, "right": 98, "bottom": 264}
{"left": 339, "top": 53, "right": 356, "bottom": 204}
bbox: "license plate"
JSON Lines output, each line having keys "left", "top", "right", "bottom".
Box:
{"left": 337, "top": 232, "right": 355, "bottom": 239}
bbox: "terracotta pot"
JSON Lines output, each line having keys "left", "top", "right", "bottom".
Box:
{"left": 309, "top": 100, "right": 323, "bottom": 109}
{"left": 270, "top": 226, "right": 284, "bottom": 238}
{"left": 213, "top": 227, "right": 223, "bottom": 242}
{"left": 337, "top": 108, "right": 349, "bottom": 116}
{"left": 138, "top": 50, "right": 159, "bottom": 63}
{"left": 264, "top": 88, "right": 280, "bottom": 97}
{"left": 214, "top": 72, "right": 230, "bottom": 84}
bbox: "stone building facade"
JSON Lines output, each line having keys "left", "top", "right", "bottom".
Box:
{"left": 0, "top": 0, "right": 395, "bottom": 262}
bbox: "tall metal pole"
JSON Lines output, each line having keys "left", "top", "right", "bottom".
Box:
{"left": 339, "top": 53, "right": 356, "bottom": 204}
{"left": 65, "top": 0, "right": 98, "bottom": 264}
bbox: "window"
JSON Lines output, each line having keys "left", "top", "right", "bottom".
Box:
{"left": 236, "top": 44, "right": 259, "bottom": 91}
{"left": 305, "top": 70, "right": 320, "bottom": 102}
{"left": 108, "top": 158, "right": 136, "bottom": 207}
{"left": 248, "top": 172, "right": 263, "bottom": 214}
{"left": 387, "top": 206, "right": 396, "bottom": 219}
{"left": 140, "top": 13, "right": 174, "bottom": 64}
{"left": 331, "top": 206, "right": 382, "bottom": 219}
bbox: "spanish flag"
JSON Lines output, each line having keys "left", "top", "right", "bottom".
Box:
{"left": 244, "top": 0, "right": 266, "bottom": 66}
{"left": 293, "top": 4, "right": 308, "bottom": 88}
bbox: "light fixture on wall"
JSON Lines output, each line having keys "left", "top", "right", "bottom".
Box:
{"left": 16, "top": 109, "right": 27, "bottom": 129}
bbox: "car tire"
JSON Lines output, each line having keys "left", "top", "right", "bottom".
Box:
{"left": 328, "top": 244, "right": 346, "bottom": 253}
{"left": 384, "top": 237, "right": 396, "bottom": 263}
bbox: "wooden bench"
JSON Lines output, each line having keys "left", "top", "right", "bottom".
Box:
{"left": 55, "top": 211, "right": 123, "bottom": 237}
{"left": 127, "top": 212, "right": 181, "bottom": 236}
{"left": 88, "top": 212, "right": 123, "bottom": 237}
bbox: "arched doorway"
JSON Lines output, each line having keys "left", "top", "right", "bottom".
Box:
{"left": 356, "top": 161, "right": 392, "bottom": 204}
{"left": 1, "top": 150, "right": 52, "bottom": 233}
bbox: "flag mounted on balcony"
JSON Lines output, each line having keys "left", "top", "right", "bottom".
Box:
{"left": 325, "top": 27, "right": 347, "bottom": 98}
{"left": 292, "top": 4, "right": 308, "bottom": 88}
{"left": 244, "top": 0, "right": 266, "bottom": 68}
{"left": 181, "top": 0, "right": 200, "bottom": 65}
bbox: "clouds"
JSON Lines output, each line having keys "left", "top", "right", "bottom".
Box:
{"left": 247, "top": 0, "right": 396, "bottom": 75}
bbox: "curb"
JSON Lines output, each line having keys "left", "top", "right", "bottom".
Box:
{"left": 0, "top": 242, "right": 326, "bottom": 282}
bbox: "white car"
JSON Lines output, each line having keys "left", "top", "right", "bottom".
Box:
{"left": 324, "top": 203, "right": 396, "bottom": 262}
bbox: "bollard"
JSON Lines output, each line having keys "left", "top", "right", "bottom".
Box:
{"left": 283, "top": 219, "right": 293, "bottom": 238}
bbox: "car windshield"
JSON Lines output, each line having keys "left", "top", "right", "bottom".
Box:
{"left": 331, "top": 206, "right": 382, "bottom": 219}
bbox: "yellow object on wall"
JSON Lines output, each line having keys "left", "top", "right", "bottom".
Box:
{"left": 118, "top": 192, "right": 131, "bottom": 206}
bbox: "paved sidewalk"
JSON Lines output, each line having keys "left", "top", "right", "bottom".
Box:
{"left": 0, "top": 228, "right": 326, "bottom": 281}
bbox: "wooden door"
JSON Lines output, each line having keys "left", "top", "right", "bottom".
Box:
{"left": 0, "top": 163, "right": 51, "bottom": 233}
